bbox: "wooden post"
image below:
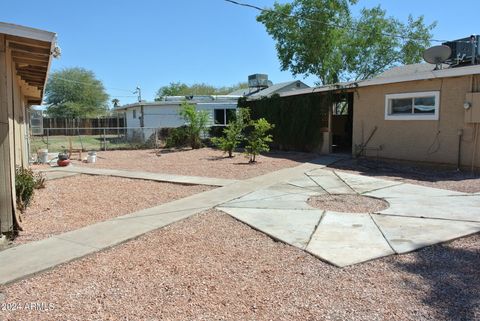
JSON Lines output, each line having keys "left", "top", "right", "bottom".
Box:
{"left": 103, "top": 127, "right": 107, "bottom": 151}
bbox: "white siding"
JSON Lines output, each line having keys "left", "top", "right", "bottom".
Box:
{"left": 123, "top": 101, "right": 238, "bottom": 129}
{"left": 143, "top": 105, "right": 184, "bottom": 128}
{"left": 125, "top": 107, "right": 141, "bottom": 128}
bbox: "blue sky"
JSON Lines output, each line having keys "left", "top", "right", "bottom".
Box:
{"left": 2, "top": 0, "right": 479, "bottom": 104}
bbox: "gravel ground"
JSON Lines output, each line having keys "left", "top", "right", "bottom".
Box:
{"left": 39, "top": 148, "right": 314, "bottom": 180}
{"left": 14, "top": 175, "right": 212, "bottom": 245}
{"left": 328, "top": 158, "right": 480, "bottom": 193}
{"left": 1, "top": 209, "right": 478, "bottom": 321}
{"left": 308, "top": 194, "right": 389, "bottom": 213}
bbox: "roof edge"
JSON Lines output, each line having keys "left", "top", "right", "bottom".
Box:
{"left": 0, "top": 22, "right": 56, "bottom": 43}
{"left": 278, "top": 64, "right": 480, "bottom": 98}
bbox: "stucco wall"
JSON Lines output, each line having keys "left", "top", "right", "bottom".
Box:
{"left": 352, "top": 75, "right": 480, "bottom": 168}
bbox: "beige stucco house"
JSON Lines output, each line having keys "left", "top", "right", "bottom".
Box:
{"left": 280, "top": 63, "right": 480, "bottom": 169}
{"left": 0, "top": 22, "right": 57, "bottom": 234}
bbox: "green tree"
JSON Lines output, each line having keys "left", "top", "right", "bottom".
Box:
{"left": 45, "top": 67, "right": 109, "bottom": 118}
{"left": 211, "top": 108, "right": 250, "bottom": 157}
{"left": 156, "top": 82, "right": 190, "bottom": 98}
{"left": 257, "top": 0, "right": 436, "bottom": 85}
{"left": 179, "top": 101, "right": 209, "bottom": 149}
{"left": 155, "top": 82, "right": 249, "bottom": 100}
{"left": 245, "top": 118, "right": 274, "bottom": 163}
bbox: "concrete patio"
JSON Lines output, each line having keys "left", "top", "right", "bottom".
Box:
{"left": 218, "top": 167, "right": 480, "bottom": 267}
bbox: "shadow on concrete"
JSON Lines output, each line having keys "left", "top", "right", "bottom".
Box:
{"left": 393, "top": 236, "right": 480, "bottom": 321}
{"left": 204, "top": 149, "right": 316, "bottom": 165}
{"left": 327, "top": 158, "right": 479, "bottom": 192}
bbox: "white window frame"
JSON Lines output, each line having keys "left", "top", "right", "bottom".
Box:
{"left": 213, "top": 109, "right": 226, "bottom": 126}
{"left": 132, "top": 109, "right": 137, "bottom": 119}
{"left": 385, "top": 91, "right": 440, "bottom": 121}
{"left": 213, "top": 108, "right": 237, "bottom": 126}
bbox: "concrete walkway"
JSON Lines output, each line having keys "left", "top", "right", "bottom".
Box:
{"left": 40, "top": 166, "right": 237, "bottom": 187}
{"left": 0, "top": 157, "right": 340, "bottom": 285}
{"left": 218, "top": 168, "right": 480, "bottom": 267}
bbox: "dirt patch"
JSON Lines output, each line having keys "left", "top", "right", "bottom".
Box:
{"left": 31, "top": 148, "right": 314, "bottom": 180}
{"left": 1, "top": 210, "right": 478, "bottom": 321}
{"left": 328, "top": 158, "right": 480, "bottom": 193}
{"left": 307, "top": 194, "right": 389, "bottom": 213}
{"left": 14, "top": 175, "right": 212, "bottom": 245}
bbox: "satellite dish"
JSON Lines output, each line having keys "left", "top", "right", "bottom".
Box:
{"left": 423, "top": 45, "right": 452, "bottom": 69}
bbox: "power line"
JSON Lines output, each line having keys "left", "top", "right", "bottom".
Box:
{"left": 53, "top": 76, "right": 135, "bottom": 93}
{"left": 224, "top": 0, "right": 450, "bottom": 43}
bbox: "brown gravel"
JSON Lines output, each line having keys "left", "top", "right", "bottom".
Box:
{"left": 14, "top": 175, "right": 212, "bottom": 244}
{"left": 328, "top": 158, "right": 480, "bottom": 193}
{"left": 45, "top": 148, "right": 314, "bottom": 180}
{"left": 1, "top": 209, "right": 478, "bottom": 321}
{"left": 308, "top": 194, "right": 390, "bottom": 213}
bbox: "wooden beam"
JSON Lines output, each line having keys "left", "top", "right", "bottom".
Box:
{"left": 18, "top": 77, "right": 46, "bottom": 85}
{"left": 12, "top": 57, "right": 48, "bottom": 67}
{"left": 12, "top": 50, "right": 49, "bottom": 62}
{"left": 17, "top": 75, "right": 45, "bottom": 84}
{"left": 17, "top": 74, "right": 46, "bottom": 82}
{"left": 6, "top": 35, "right": 51, "bottom": 49}
{"left": 27, "top": 99, "right": 42, "bottom": 105}
{"left": 9, "top": 42, "right": 50, "bottom": 55}
{"left": 27, "top": 80, "right": 45, "bottom": 85}
{"left": 16, "top": 65, "right": 47, "bottom": 73}
{"left": 16, "top": 69, "right": 46, "bottom": 77}
{"left": 16, "top": 76, "right": 42, "bottom": 98}
{"left": 16, "top": 66, "right": 47, "bottom": 75}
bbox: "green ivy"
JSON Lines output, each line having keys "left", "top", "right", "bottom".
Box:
{"left": 239, "top": 93, "right": 334, "bottom": 152}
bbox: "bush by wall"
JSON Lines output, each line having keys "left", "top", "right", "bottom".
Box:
{"left": 239, "top": 93, "right": 333, "bottom": 152}
{"left": 15, "top": 167, "right": 45, "bottom": 214}
{"left": 165, "top": 126, "right": 190, "bottom": 148}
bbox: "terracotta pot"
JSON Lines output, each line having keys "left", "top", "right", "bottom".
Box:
{"left": 57, "top": 159, "right": 70, "bottom": 167}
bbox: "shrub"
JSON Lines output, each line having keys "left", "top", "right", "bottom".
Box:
{"left": 245, "top": 118, "right": 274, "bottom": 163}
{"left": 165, "top": 126, "right": 190, "bottom": 148}
{"left": 15, "top": 167, "right": 45, "bottom": 213}
{"left": 179, "top": 101, "right": 209, "bottom": 149}
{"left": 211, "top": 108, "right": 250, "bottom": 157}
{"left": 208, "top": 126, "right": 225, "bottom": 139}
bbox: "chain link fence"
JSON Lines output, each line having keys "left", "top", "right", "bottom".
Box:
{"left": 29, "top": 127, "right": 167, "bottom": 156}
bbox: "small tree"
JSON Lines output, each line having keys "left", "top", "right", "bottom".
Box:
{"left": 211, "top": 108, "right": 250, "bottom": 157}
{"left": 245, "top": 118, "right": 274, "bottom": 163}
{"left": 179, "top": 101, "right": 209, "bottom": 149}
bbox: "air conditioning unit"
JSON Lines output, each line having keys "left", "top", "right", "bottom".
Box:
{"left": 443, "top": 35, "right": 480, "bottom": 65}
{"left": 248, "top": 74, "right": 269, "bottom": 88}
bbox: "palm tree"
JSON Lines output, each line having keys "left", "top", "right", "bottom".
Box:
{"left": 111, "top": 98, "right": 120, "bottom": 108}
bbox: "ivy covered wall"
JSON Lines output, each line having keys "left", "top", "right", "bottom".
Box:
{"left": 239, "top": 93, "right": 335, "bottom": 152}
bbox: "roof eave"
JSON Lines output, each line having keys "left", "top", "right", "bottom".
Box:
{"left": 0, "top": 22, "right": 56, "bottom": 43}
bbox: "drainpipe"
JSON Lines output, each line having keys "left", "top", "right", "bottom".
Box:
{"left": 457, "top": 129, "right": 463, "bottom": 171}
